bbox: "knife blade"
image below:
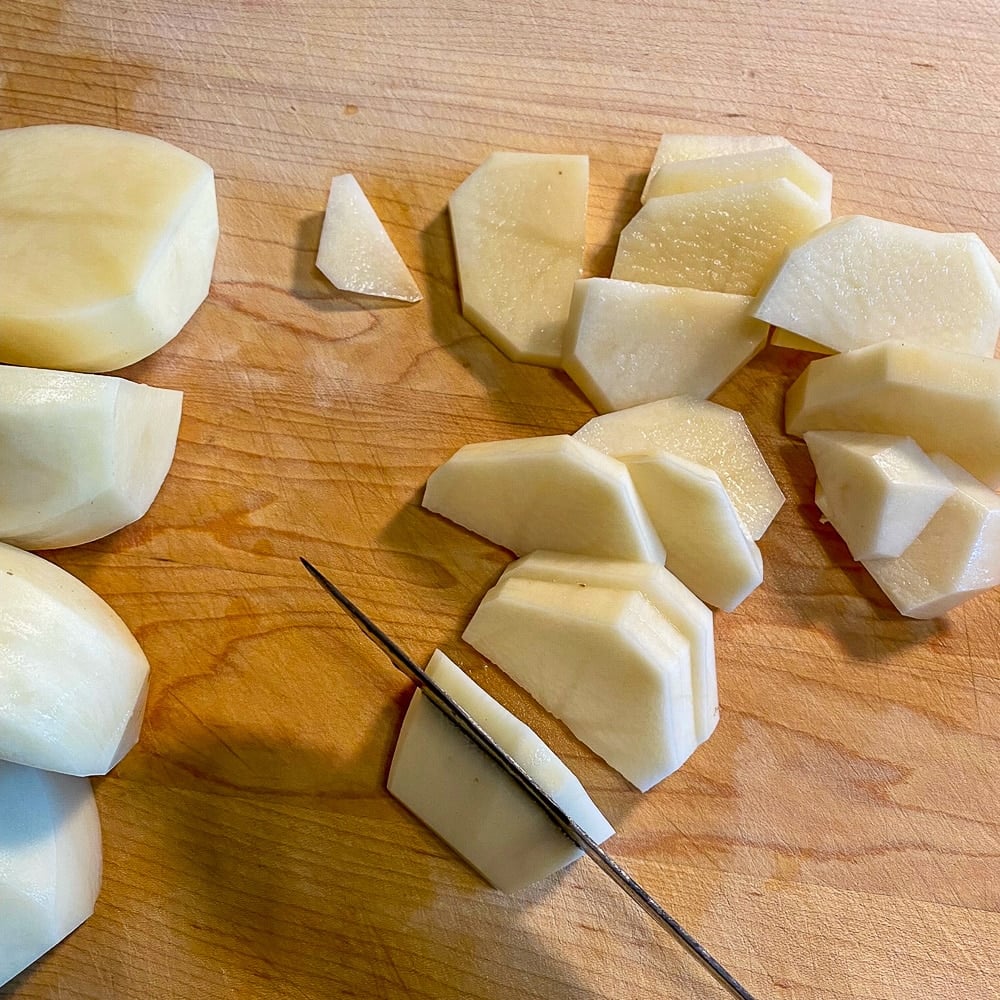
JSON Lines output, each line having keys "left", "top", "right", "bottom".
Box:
{"left": 301, "top": 557, "right": 758, "bottom": 1000}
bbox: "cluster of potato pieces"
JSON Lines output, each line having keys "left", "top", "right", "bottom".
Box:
{"left": 322, "top": 135, "right": 1000, "bottom": 891}
{"left": 0, "top": 124, "right": 220, "bottom": 984}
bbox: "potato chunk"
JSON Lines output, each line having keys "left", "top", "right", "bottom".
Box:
{"left": 562, "top": 278, "right": 769, "bottom": 411}
{"left": 422, "top": 435, "right": 665, "bottom": 563}
{"left": 785, "top": 341, "right": 1000, "bottom": 487}
{"left": 753, "top": 216, "right": 1000, "bottom": 357}
{"left": 0, "top": 124, "right": 218, "bottom": 372}
{"left": 0, "top": 762, "right": 102, "bottom": 987}
{"left": 0, "top": 543, "right": 149, "bottom": 776}
{"left": 464, "top": 579, "right": 696, "bottom": 791}
{"left": 612, "top": 179, "right": 830, "bottom": 295}
{"left": 316, "top": 174, "right": 421, "bottom": 302}
{"left": 449, "top": 152, "right": 588, "bottom": 365}
{"left": 387, "top": 650, "right": 614, "bottom": 892}
{"left": 0, "top": 367, "right": 182, "bottom": 549}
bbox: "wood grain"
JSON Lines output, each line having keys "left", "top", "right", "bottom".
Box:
{"left": 2, "top": 2, "right": 1000, "bottom": 997}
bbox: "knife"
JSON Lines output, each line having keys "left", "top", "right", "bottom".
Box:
{"left": 301, "top": 558, "right": 758, "bottom": 1000}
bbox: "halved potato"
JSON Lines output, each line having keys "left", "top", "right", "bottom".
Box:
{"left": 0, "top": 366, "right": 182, "bottom": 549}
{"left": 611, "top": 178, "right": 830, "bottom": 295}
{"left": 785, "top": 341, "right": 1000, "bottom": 487}
{"left": 316, "top": 173, "right": 421, "bottom": 302}
{"left": 449, "top": 152, "right": 588, "bottom": 365}
{"left": 388, "top": 650, "right": 613, "bottom": 892}
{"left": 562, "top": 278, "right": 769, "bottom": 411}
{"left": 0, "top": 762, "right": 102, "bottom": 987}
{"left": 464, "top": 578, "right": 696, "bottom": 791}
{"left": 501, "top": 551, "right": 718, "bottom": 743}
{"left": 422, "top": 435, "right": 665, "bottom": 563}
{"left": 0, "top": 124, "right": 218, "bottom": 372}
{"left": 575, "top": 397, "right": 784, "bottom": 541}
{"left": 753, "top": 216, "right": 1000, "bottom": 357}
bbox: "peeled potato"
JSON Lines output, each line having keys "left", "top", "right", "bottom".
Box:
{"left": 0, "top": 366, "right": 182, "bottom": 549}
{"left": 316, "top": 173, "right": 421, "bottom": 302}
{"left": 0, "top": 543, "right": 150, "bottom": 776}
{"left": 387, "top": 650, "right": 613, "bottom": 892}
{"left": 0, "top": 762, "right": 102, "bottom": 988}
{"left": 0, "top": 124, "right": 218, "bottom": 372}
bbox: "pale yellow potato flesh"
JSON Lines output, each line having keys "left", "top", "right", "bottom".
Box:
{"left": 316, "top": 173, "right": 421, "bottom": 302}
{"left": 861, "top": 455, "right": 1000, "bottom": 619}
{"left": 0, "top": 124, "right": 218, "bottom": 372}
{"left": 622, "top": 451, "right": 764, "bottom": 611}
{"left": 640, "top": 134, "right": 790, "bottom": 203}
{"left": 0, "top": 367, "right": 182, "bottom": 549}
{"left": 770, "top": 327, "right": 836, "bottom": 354}
{"left": 0, "top": 543, "right": 150, "bottom": 776}
{"left": 562, "top": 278, "right": 769, "bottom": 411}
{"left": 806, "top": 431, "right": 955, "bottom": 560}
{"left": 612, "top": 178, "right": 830, "bottom": 296}
{"left": 645, "top": 144, "right": 832, "bottom": 212}
{"left": 463, "top": 578, "right": 696, "bottom": 791}
{"left": 449, "top": 152, "right": 588, "bottom": 365}
{"left": 0, "top": 763, "right": 102, "bottom": 987}
{"left": 387, "top": 650, "right": 613, "bottom": 893}
{"left": 785, "top": 341, "right": 1000, "bottom": 487}
{"left": 422, "top": 434, "right": 665, "bottom": 563}
{"left": 575, "top": 397, "right": 784, "bottom": 541}
{"left": 753, "top": 216, "right": 1000, "bottom": 357}
{"left": 501, "top": 551, "right": 718, "bottom": 743}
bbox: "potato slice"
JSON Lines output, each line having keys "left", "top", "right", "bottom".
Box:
{"left": 645, "top": 144, "right": 832, "bottom": 212}
{"left": 770, "top": 327, "right": 835, "bottom": 354}
{"left": 640, "top": 134, "right": 790, "bottom": 203}
{"left": 422, "top": 435, "right": 665, "bottom": 563}
{"left": 562, "top": 278, "right": 769, "bottom": 411}
{"left": 449, "top": 152, "right": 588, "bottom": 365}
{"left": 0, "top": 762, "right": 102, "bottom": 987}
{"left": 387, "top": 650, "right": 614, "bottom": 892}
{"left": 623, "top": 452, "right": 763, "bottom": 611}
{"left": 806, "top": 431, "right": 955, "bottom": 560}
{"left": 316, "top": 174, "right": 421, "bottom": 302}
{"left": 0, "top": 367, "right": 182, "bottom": 549}
{"left": 785, "top": 341, "right": 1000, "bottom": 487}
{"left": 501, "top": 551, "right": 718, "bottom": 743}
{"left": 0, "top": 124, "right": 218, "bottom": 372}
{"left": 0, "top": 543, "right": 149, "bottom": 776}
{"left": 575, "top": 397, "right": 784, "bottom": 541}
{"left": 612, "top": 178, "right": 830, "bottom": 295}
{"left": 753, "top": 216, "right": 1000, "bottom": 357}
{"left": 861, "top": 455, "right": 1000, "bottom": 618}
{"left": 464, "top": 578, "right": 696, "bottom": 791}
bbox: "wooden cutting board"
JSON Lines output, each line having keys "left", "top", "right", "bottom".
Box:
{"left": 3, "top": 3, "right": 999, "bottom": 998}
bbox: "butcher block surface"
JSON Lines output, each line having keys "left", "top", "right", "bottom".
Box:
{"left": 3, "top": 2, "right": 1000, "bottom": 998}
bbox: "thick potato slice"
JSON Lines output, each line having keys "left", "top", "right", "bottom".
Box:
{"left": 785, "top": 341, "right": 1000, "bottom": 487}
{"left": 501, "top": 551, "right": 718, "bottom": 743}
{"left": 753, "top": 216, "right": 1000, "bottom": 357}
{"left": 562, "top": 278, "right": 769, "bottom": 411}
{"left": 575, "top": 397, "right": 784, "bottom": 541}
{"left": 861, "top": 455, "right": 1000, "bottom": 618}
{"left": 316, "top": 174, "right": 421, "bottom": 302}
{"left": 422, "top": 435, "right": 665, "bottom": 563}
{"left": 623, "top": 452, "right": 764, "bottom": 611}
{"left": 806, "top": 431, "right": 954, "bottom": 560}
{"left": 0, "top": 543, "right": 149, "bottom": 776}
{"left": 0, "top": 124, "right": 218, "bottom": 372}
{"left": 449, "top": 152, "right": 588, "bottom": 365}
{"left": 645, "top": 144, "right": 832, "bottom": 211}
{"left": 0, "top": 367, "right": 182, "bottom": 549}
{"left": 640, "top": 134, "right": 789, "bottom": 203}
{"left": 612, "top": 178, "right": 830, "bottom": 296}
{"left": 0, "top": 762, "right": 102, "bottom": 987}
{"left": 770, "top": 327, "right": 835, "bottom": 354}
{"left": 387, "top": 650, "right": 614, "bottom": 892}
{"left": 464, "top": 578, "right": 697, "bottom": 791}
